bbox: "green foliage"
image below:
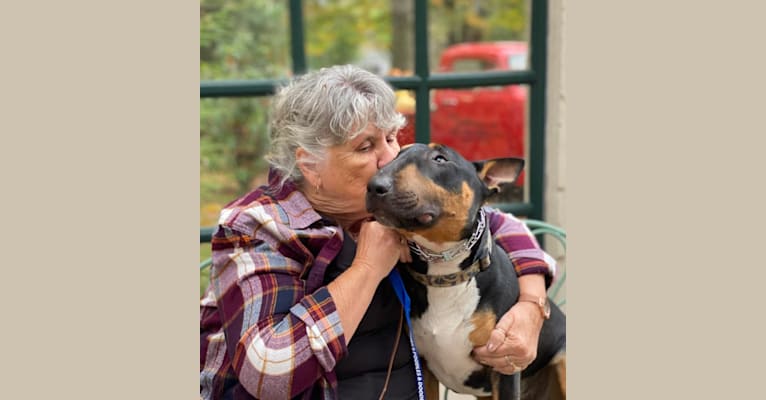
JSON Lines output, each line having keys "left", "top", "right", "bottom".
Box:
{"left": 304, "top": 0, "right": 392, "bottom": 68}
{"left": 199, "top": 0, "right": 530, "bottom": 223}
{"left": 200, "top": 0, "right": 290, "bottom": 214}
{"left": 200, "top": 0, "right": 290, "bottom": 80}
{"left": 429, "top": 0, "right": 528, "bottom": 45}
{"left": 485, "top": 0, "right": 528, "bottom": 40}
{"left": 200, "top": 97, "right": 271, "bottom": 194}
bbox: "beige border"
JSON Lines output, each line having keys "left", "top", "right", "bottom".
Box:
{"left": 7, "top": 1, "right": 765, "bottom": 399}
{"left": 568, "top": 2, "right": 766, "bottom": 399}
{"left": 3, "top": 3, "right": 199, "bottom": 398}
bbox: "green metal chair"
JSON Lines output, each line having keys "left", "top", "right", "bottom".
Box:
{"left": 523, "top": 219, "right": 566, "bottom": 307}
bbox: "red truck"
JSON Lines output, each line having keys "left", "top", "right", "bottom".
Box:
{"left": 396, "top": 41, "right": 529, "bottom": 192}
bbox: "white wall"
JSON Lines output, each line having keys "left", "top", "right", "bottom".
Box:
{"left": 545, "top": 0, "right": 566, "bottom": 232}
{"left": 544, "top": 0, "right": 567, "bottom": 307}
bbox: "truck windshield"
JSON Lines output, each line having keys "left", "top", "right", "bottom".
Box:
{"left": 452, "top": 58, "right": 496, "bottom": 72}
{"left": 508, "top": 54, "right": 527, "bottom": 70}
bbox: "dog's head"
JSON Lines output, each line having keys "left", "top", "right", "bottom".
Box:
{"left": 365, "top": 143, "right": 524, "bottom": 244}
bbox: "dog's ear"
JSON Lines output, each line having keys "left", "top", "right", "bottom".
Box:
{"left": 473, "top": 158, "right": 525, "bottom": 191}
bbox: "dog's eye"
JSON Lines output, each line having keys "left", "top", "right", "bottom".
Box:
{"left": 433, "top": 154, "right": 448, "bottom": 163}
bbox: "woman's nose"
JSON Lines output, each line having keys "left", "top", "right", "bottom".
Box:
{"left": 377, "top": 142, "right": 398, "bottom": 169}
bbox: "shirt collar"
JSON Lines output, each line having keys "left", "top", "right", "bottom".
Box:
{"left": 268, "top": 168, "right": 325, "bottom": 230}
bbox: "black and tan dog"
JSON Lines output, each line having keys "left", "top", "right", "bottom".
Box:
{"left": 366, "top": 143, "right": 566, "bottom": 400}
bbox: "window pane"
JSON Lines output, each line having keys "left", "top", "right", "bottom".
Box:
{"left": 451, "top": 58, "right": 496, "bottom": 73}
{"left": 200, "top": 97, "right": 273, "bottom": 227}
{"left": 398, "top": 83, "right": 530, "bottom": 204}
{"left": 430, "top": 83, "right": 530, "bottom": 204}
{"left": 304, "top": 0, "right": 414, "bottom": 76}
{"left": 200, "top": 0, "right": 291, "bottom": 80}
{"left": 394, "top": 89, "right": 417, "bottom": 145}
{"left": 428, "top": 0, "right": 531, "bottom": 73}
{"left": 508, "top": 53, "right": 528, "bottom": 70}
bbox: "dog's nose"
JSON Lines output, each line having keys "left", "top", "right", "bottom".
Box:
{"left": 367, "top": 174, "right": 393, "bottom": 196}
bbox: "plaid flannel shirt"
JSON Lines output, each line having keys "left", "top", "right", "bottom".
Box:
{"left": 200, "top": 170, "right": 556, "bottom": 400}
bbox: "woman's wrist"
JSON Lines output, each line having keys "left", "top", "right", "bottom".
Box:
{"left": 518, "top": 273, "right": 547, "bottom": 298}
{"left": 350, "top": 259, "right": 390, "bottom": 283}
{"left": 514, "top": 300, "right": 545, "bottom": 326}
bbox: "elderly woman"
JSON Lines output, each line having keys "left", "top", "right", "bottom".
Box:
{"left": 200, "top": 65, "right": 556, "bottom": 400}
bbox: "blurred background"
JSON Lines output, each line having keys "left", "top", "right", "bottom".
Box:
{"left": 200, "top": 0, "right": 567, "bottom": 313}
{"left": 202, "top": 0, "right": 532, "bottom": 223}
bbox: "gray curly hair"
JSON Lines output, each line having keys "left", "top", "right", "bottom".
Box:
{"left": 266, "top": 64, "right": 406, "bottom": 187}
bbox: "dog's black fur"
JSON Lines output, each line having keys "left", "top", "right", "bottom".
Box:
{"left": 366, "top": 143, "right": 566, "bottom": 399}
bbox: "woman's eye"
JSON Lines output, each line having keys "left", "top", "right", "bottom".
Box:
{"left": 433, "top": 154, "right": 448, "bottom": 163}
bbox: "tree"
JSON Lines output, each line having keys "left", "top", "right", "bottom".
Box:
{"left": 391, "top": 0, "right": 414, "bottom": 71}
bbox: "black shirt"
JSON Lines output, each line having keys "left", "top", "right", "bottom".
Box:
{"left": 322, "top": 232, "right": 418, "bottom": 400}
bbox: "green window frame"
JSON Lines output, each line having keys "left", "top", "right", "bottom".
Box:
{"left": 200, "top": 0, "right": 549, "bottom": 242}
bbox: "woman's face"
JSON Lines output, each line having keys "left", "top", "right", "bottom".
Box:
{"left": 315, "top": 123, "right": 400, "bottom": 217}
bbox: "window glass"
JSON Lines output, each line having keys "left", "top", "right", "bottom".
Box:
{"left": 304, "top": 0, "right": 413, "bottom": 76}
{"left": 428, "top": 0, "right": 531, "bottom": 73}
{"left": 451, "top": 58, "right": 497, "bottom": 73}
{"left": 509, "top": 54, "right": 528, "bottom": 70}
{"left": 429, "top": 83, "right": 530, "bottom": 204}
{"left": 200, "top": 97, "right": 273, "bottom": 227}
{"left": 200, "top": 0, "right": 290, "bottom": 80}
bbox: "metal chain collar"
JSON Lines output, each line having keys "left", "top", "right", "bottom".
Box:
{"left": 408, "top": 208, "right": 487, "bottom": 263}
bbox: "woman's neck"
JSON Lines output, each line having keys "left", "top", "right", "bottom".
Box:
{"left": 301, "top": 184, "right": 370, "bottom": 234}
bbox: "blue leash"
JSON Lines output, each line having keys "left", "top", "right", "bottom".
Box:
{"left": 388, "top": 268, "right": 426, "bottom": 400}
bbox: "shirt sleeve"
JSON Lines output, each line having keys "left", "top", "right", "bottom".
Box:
{"left": 210, "top": 224, "right": 347, "bottom": 399}
{"left": 485, "top": 207, "right": 558, "bottom": 288}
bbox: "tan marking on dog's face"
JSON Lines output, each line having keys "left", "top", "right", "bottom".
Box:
{"left": 468, "top": 310, "right": 497, "bottom": 347}
{"left": 395, "top": 164, "right": 475, "bottom": 242}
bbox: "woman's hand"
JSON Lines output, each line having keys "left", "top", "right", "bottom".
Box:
{"left": 353, "top": 220, "right": 408, "bottom": 281}
{"left": 329, "top": 220, "right": 409, "bottom": 341}
{"left": 472, "top": 300, "right": 545, "bottom": 375}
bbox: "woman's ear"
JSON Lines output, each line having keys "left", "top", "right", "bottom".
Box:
{"left": 295, "top": 147, "right": 321, "bottom": 189}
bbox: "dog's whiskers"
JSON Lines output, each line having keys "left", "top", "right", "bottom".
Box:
{"left": 390, "top": 191, "right": 418, "bottom": 209}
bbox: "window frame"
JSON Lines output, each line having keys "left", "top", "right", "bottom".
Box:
{"left": 199, "top": 0, "right": 550, "bottom": 241}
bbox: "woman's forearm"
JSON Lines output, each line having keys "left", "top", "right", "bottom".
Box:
{"left": 518, "top": 273, "right": 547, "bottom": 298}
{"left": 327, "top": 261, "right": 387, "bottom": 342}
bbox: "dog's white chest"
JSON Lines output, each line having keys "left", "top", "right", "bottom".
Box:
{"left": 411, "top": 279, "right": 489, "bottom": 396}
